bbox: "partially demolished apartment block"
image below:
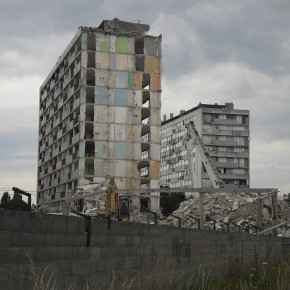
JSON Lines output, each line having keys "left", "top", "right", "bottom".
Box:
{"left": 160, "top": 103, "right": 250, "bottom": 189}
{"left": 37, "top": 19, "right": 162, "bottom": 210}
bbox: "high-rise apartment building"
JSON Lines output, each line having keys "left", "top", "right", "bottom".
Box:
{"left": 160, "top": 103, "right": 250, "bottom": 189}
{"left": 37, "top": 19, "right": 162, "bottom": 210}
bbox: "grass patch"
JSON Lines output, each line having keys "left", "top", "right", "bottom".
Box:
{"left": 25, "top": 257, "right": 290, "bottom": 290}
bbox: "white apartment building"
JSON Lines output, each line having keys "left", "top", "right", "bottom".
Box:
{"left": 37, "top": 19, "right": 162, "bottom": 210}
{"left": 160, "top": 103, "right": 250, "bottom": 189}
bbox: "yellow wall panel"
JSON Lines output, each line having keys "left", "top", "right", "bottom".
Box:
{"left": 145, "top": 56, "right": 161, "bottom": 73}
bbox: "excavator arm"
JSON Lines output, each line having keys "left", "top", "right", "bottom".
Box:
{"left": 185, "top": 121, "right": 227, "bottom": 189}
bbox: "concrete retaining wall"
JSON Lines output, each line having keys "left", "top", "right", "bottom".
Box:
{"left": 0, "top": 209, "right": 284, "bottom": 289}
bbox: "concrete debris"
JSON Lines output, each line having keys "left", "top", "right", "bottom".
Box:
{"left": 75, "top": 183, "right": 106, "bottom": 215}
{"left": 160, "top": 192, "right": 290, "bottom": 236}
{"left": 37, "top": 203, "right": 62, "bottom": 213}
{"left": 37, "top": 183, "right": 106, "bottom": 215}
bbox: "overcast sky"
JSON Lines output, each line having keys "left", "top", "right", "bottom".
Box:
{"left": 0, "top": 0, "right": 289, "bottom": 201}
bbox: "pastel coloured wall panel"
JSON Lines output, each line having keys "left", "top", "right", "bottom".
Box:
{"left": 116, "top": 71, "right": 128, "bottom": 88}
{"left": 96, "top": 34, "right": 109, "bottom": 52}
{"left": 115, "top": 89, "right": 128, "bottom": 106}
{"left": 128, "top": 37, "right": 135, "bottom": 54}
{"left": 150, "top": 144, "right": 160, "bottom": 161}
{"left": 114, "top": 124, "right": 127, "bottom": 141}
{"left": 95, "top": 141, "right": 108, "bottom": 159}
{"left": 95, "top": 69, "right": 109, "bottom": 86}
{"left": 114, "top": 142, "right": 127, "bottom": 159}
{"left": 94, "top": 123, "right": 109, "bottom": 141}
{"left": 126, "top": 143, "right": 133, "bottom": 160}
{"left": 109, "top": 35, "right": 116, "bottom": 53}
{"left": 96, "top": 52, "right": 109, "bottom": 69}
{"left": 150, "top": 74, "right": 161, "bottom": 91}
{"left": 134, "top": 73, "right": 142, "bottom": 89}
{"left": 133, "top": 143, "right": 141, "bottom": 160}
{"left": 109, "top": 54, "right": 116, "bottom": 70}
{"left": 145, "top": 56, "right": 161, "bottom": 73}
{"left": 108, "top": 107, "right": 115, "bottom": 124}
{"left": 133, "top": 107, "right": 141, "bottom": 124}
{"left": 150, "top": 92, "right": 160, "bottom": 108}
{"left": 116, "top": 54, "right": 128, "bottom": 71}
{"left": 114, "top": 160, "right": 127, "bottom": 177}
{"left": 114, "top": 107, "right": 127, "bottom": 124}
{"left": 108, "top": 89, "right": 115, "bottom": 106}
{"left": 109, "top": 71, "right": 116, "bottom": 88}
{"left": 127, "top": 125, "right": 134, "bottom": 142}
{"left": 127, "top": 72, "right": 134, "bottom": 89}
{"left": 126, "top": 90, "right": 134, "bottom": 107}
{"left": 127, "top": 107, "right": 134, "bottom": 124}
{"left": 133, "top": 126, "right": 142, "bottom": 142}
{"left": 128, "top": 55, "right": 134, "bottom": 70}
{"left": 94, "top": 159, "right": 108, "bottom": 176}
{"left": 106, "top": 160, "right": 114, "bottom": 176}
{"left": 95, "top": 87, "right": 109, "bottom": 105}
{"left": 94, "top": 105, "right": 108, "bottom": 123}
{"left": 149, "top": 108, "right": 160, "bottom": 126}
{"left": 149, "top": 162, "right": 160, "bottom": 178}
{"left": 107, "top": 142, "right": 114, "bottom": 159}
{"left": 150, "top": 126, "right": 160, "bottom": 143}
{"left": 133, "top": 90, "right": 142, "bottom": 107}
{"left": 116, "top": 36, "right": 128, "bottom": 53}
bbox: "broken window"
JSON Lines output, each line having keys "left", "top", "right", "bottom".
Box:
{"left": 135, "top": 55, "right": 144, "bottom": 71}
{"left": 140, "top": 198, "right": 149, "bottom": 210}
{"left": 85, "top": 123, "right": 94, "bottom": 139}
{"left": 142, "top": 73, "right": 150, "bottom": 89}
{"left": 85, "top": 105, "right": 94, "bottom": 122}
{"left": 87, "top": 51, "right": 95, "bottom": 68}
{"left": 141, "top": 107, "right": 150, "bottom": 124}
{"left": 85, "top": 159, "right": 94, "bottom": 176}
{"left": 86, "top": 87, "right": 95, "bottom": 104}
{"left": 142, "top": 91, "right": 150, "bottom": 106}
{"left": 86, "top": 69, "right": 95, "bottom": 86}
{"left": 135, "top": 38, "right": 144, "bottom": 54}
{"left": 85, "top": 141, "right": 95, "bottom": 157}
{"left": 87, "top": 33, "right": 96, "bottom": 50}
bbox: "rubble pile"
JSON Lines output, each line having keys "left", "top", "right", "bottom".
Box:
{"left": 37, "top": 203, "right": 62, "bottom": 213}
{"left": 75, "top": 183, "right": 106, "bottom": 215}
{"left": 161, "top": 192, "right": 290, "bottom": 236}
{"left": 37, "top": 183, "right": 107, "bottom": 215}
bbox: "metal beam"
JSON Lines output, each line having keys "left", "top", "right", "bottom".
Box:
{"left": 257, "top": 221, "right": 287, "bottom": 235}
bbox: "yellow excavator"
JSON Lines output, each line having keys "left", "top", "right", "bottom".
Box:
{"left": 98, "top": 176, "right": 130, "bottom": 220}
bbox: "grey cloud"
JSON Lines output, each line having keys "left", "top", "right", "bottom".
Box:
{"left": 154, "top": 1, "right": 290, "bottom": 80}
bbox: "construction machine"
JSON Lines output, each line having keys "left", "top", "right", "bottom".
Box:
{"left": 185, "top": 121, "right": 227, "bottom": 189}
{"left": 102, "top": 176, "right": 130, "bottom": 220}
{"left": 12, "top": 187, "right": 32, "bottom": 210}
